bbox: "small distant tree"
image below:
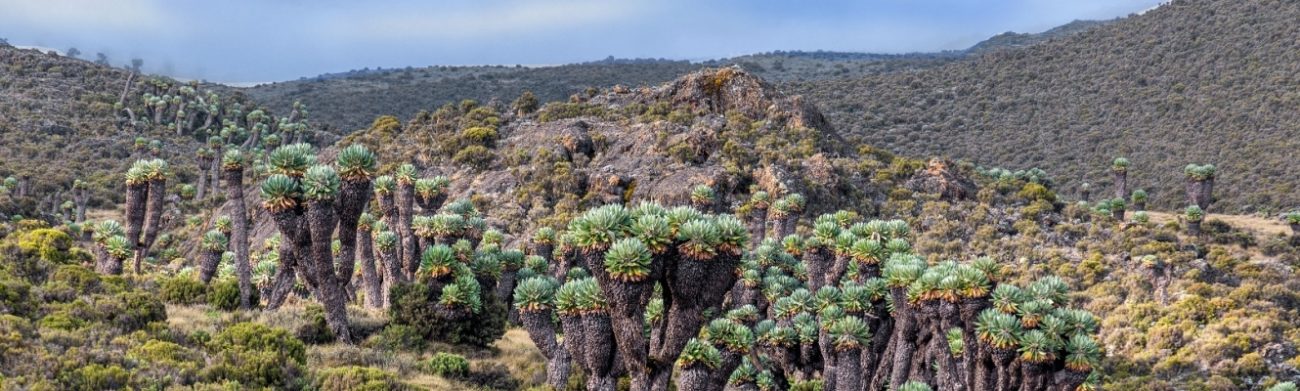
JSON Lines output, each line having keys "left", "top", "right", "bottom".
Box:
{"left": 131, "top": 58, "right": 144, "bottom": 72}
{"left": 66, "top": 47, "right": 81, "bottom": 58}
{"left": 95, "top": 52, "right": 109, "bottom": 66}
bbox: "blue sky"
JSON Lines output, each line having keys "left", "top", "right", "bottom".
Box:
{"left": 0, "top": 0, "right": 1163, "bottom": 83}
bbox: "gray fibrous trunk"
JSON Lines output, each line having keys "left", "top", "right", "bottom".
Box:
{"left": 1187, "top": 178, "right": 1213, "bottom": 211}
{"left": 675, "top": 363, "right": 711, "bottom": 391}
{"left": 395, "top": 182, "right": 418, "bottom": 279}
{"left": 1112, "top": 171, "right": 1127, "bottom": 200}
{"left": 304, "top": 199, "right": 354, "bottom": 343}
{"left": 747, "top": 208, "right": 768, "bottom": 246}
{"left": 195, "top": 157, "right": 208, "bottom": 201}
{"left": 335, "top": 179, "right": 372, "bottom": 286}
{"left": 265, "top": 226, "right": 305, "bottom": 310}
{"left": 834, "top": 347, "right": 863, "bottom": 391}
{"left": 224, "top": 167, "right": 254, "bottom": 309}
{"left": 198, "top": 247, "right": 222, "bottom": 283}
{"left": 122, "top": 181, "right": 147, "bottom": 274}
{"left": 72, "top": 186, "right": 88, "bottom": 222}
{"left": 209, "top": 146, "right": 223, "bottom": 194}
{"left": 358, "top": 228, "right": 382, "bottom": 309}
{"left": 520, "top": 308, "right": 571, "bottom": 391}
{"left": 133, "top": 178, "right": 166, "bottom": 274}
{"left": 376, "top": 238, "right": 400, "bottom": 309}
{"left": 889, "top": 287, "right": 919, "bottom": 388}
{"left": 377, "top": 191, "right": 405, "bottom": 282}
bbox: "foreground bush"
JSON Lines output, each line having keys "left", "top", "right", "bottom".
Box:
{"left": 204, "top": 322, "right": 307, "bottom": 388}
{"left": 313, "top": 366, "right": 408, "bottom": 391}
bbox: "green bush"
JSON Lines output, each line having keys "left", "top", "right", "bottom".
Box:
{"left": 160, "top": 275, "right": 208, "bottom": 304}
{"left": 61, "top": 364, "right": 130, "bottom": 390}
{"left": 0, "top": 275, "right": 34, "bottom": 317}
{"left": 206, "top": 278, "right": 255, "bottom": 311}
{"left": 388, "top": 282, "right": 507, "bottom": 347}
{"left": 423, "top": 352, "right": 470, "bottom": 378}
{"left": 295, "top": 304, "right": 334, "bottom": 344}
{"left": 313, "top": 366, "right": 407, "bottom": 391}
{"left": 48, "top": 264, "right": 100, "bottom": 294}
{"left": 127, "top": 339, "right": 202, "bottom": 384}
{"left": 17, "top": 228, "right": 73, "bottom": 263}
{"left": 452, "top": 145, "right": 495, "bottom": 169}
{"left": 205, "top": 322, "right": 307, "bottom": 388}
{"left": 116, "top": 291, "right": 167, "bottom": 331}
{"left": 367, "top": 324, "right": 427, "bottom": 352}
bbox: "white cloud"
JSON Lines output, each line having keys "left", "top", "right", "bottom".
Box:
{"left": 314, "top": 0, "right": 652, "bottom": 42}
{"left": 0, "top": 0, "right": 175, "bottom": 34}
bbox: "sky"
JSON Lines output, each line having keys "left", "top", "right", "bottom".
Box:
{"left": 0, "top": 0, "right": 1164, "bottom": 84}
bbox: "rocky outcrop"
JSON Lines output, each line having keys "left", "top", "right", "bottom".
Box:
{"left": 905, "top": 158, "right": 976, "bottom": 201}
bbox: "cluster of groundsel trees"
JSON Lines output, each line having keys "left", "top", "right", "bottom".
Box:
{"left": 513, "top": 192, "right": 1102, "bottom": 391}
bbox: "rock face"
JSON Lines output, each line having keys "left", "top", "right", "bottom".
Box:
{"left": 905, "top": 158, "right": 976, "bottom": 201}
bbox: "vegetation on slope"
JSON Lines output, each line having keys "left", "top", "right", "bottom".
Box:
{"left": 790, "top": 0, "right": 1300, "bottom": 213}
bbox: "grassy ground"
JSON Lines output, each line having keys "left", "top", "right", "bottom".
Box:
{"left": 1145, "top": 210, "right": 1291, "bottom": 238}
{"left": 166, "top": 301, "right": 547, "bottom": 390}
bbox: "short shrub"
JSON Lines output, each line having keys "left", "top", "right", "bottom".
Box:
{"left": 207, "top": 278, "right": 255, "bottom": 311}
{"left": 388, "top": 282, "right": 507, "bottom": 347}
{"left": 205, "top": 322, "right": 307, "bottom": 388}
{"left": 453, "top": 145, "right": 495, "bottom": 169}
{"left": 160, "top": 275, "right": 208, "bottom": 305}
{"left": 61, "top": 364, "right": 130, "bottom": 390}
{"left": 0, "top": 275, "right": 34, "bottom": 317}
{"left": 127, "top": 339, "right": 202, "bottom": 384}
{"left": 295, "top": 304, "right": 334, "bottom": 344}
{"left": 313, "top": 366, "right": 407, "bottom": 391}
{"left": 423, "top": 352, "right": 470, "bottom": 378}
{"left": 49, "top": 264, "right": 101, "bottom": 294}
{"left": 116, "top": 291, "right": 167, "bottom": 331}
{"left": 17, "top": 228, "right": 73, "bottom": 264}
{"left": 367, "top": 324, "right": 427, "bottom": 352}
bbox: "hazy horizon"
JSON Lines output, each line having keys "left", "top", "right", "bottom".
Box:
{"left": 1, "top": 0, "right": 1163, "bottom": 84}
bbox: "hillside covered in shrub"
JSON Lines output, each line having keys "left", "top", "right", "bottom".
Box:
{"left": 790, "top": 0, "right": 1300, "bottom": 213}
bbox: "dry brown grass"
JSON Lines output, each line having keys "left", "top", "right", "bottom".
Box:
{"left": 1145, "top": 211, "right": 1291, "bottom": 238}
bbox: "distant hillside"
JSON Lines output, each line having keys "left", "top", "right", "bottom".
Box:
{"left": 792, "top": 0, "right": 1300, "bottom": 212}
{"left": 240, "top": 19, "right": 1108, "bottom": 134}
{"left": 966, "top": 19, "right": 1115, "bottom": 54}
{"left": 0, "top": 44, "right": 186, "bottom": 216}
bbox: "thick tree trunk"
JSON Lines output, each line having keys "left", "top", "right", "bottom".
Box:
{"left": 133, "top": 178, "right": 166, "bottom": 274}
{"left": 1112, "top": 171, "right": 1127, "bottom": 200}
{"left": 224, "top": 167, "right": 254, "bottom": 309}
{"left": 376, "top": 191, "right": 404, "bottom": 281}
{"left": 358, "top": 229, "right": 382, "bottom": 309}
{"left": 675, "top": 365, "right": 711, "bottom": 391}
{"left": 834, "top": 348, "right": 863, "bottom": 391}
{"left": 122, "top": 182, "right": 147, "bottom": 272}
{"left": 305, "top": 200, "right": 354, "bottom": 343}
{"left": 209, "top": 146, "right": 223, "bottom": 194}
{"left": 376, "top": 241, "right": 400, "bottom": 309}
{"left": 335, "top": 179, "right": 372, "bottom": 286}
{"left": 889, "top": 288, "right": 919, "bottom": 388}
{"left": 195, "top": 159, "right": 208, "bottom": 201}
{"left": 395, "top": 183, "right": 418, "bottom": 279}
{"left": 198, "top": 249, "right": 222, "bottom": 283}
{"left": 521, "top": 308, "right": 570, "bottom": 391}
{"left": 265, "top": 236, "right": 300, "bottom": 310}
